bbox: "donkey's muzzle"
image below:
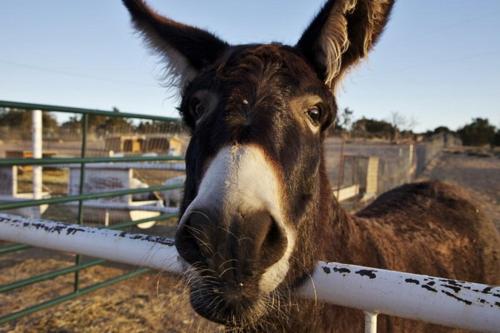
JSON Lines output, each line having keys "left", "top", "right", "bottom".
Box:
{"left": 175, "top": 208, "right": 287, "bottom": 282}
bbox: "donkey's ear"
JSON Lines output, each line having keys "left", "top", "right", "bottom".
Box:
{"left": 123, "top": 0, "right": 229, "bottom": 87}
{"left": 297, "top": 0, "right": 394, "bottom": 89}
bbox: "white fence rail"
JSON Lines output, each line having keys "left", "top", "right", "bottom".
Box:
{"left": 0, "top": 213, "right": 499, "bottom": 332}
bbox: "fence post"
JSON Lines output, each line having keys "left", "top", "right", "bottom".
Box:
{"left": 408, "top": 144, "right": 415, "bottom": 181}
{"left": 364, "top": 311, "right": 378, "bottom": 333}
{"left": 74, "top": 113, "right": 89, "bottom": 292}
{"left": 364, "top": 156, "right": 379, "bottom": 200}
{"left": 408, "top": 144, "right": 414, "bottom": 166}
{"left": 32, "top": 110, "right": 43, "bottom": 218}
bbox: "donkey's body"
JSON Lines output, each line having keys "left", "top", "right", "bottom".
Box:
{"left": 123, "top": 0, "right": 499, "bottom": 331}
{"left": 276, "top": 173, "right": 499, "bottom": 332}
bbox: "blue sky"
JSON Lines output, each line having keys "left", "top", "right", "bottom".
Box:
{"left": 1, "top": 0, "right": 499, "bottom": 132}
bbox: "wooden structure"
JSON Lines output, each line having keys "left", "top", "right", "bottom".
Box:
{"left": 104, "top": 135, "right": 145, "bottom": 153}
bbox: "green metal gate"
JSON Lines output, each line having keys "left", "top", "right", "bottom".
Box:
{"left": 0, "top": 100, "right": 184, "bottom": 325}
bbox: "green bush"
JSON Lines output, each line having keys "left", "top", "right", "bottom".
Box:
{"left": 457, "top": 118, "right": 496, "bottom": 146}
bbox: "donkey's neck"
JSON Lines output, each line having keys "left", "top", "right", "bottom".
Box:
{"left": 314, "top": 155, "right": 375, "bottom": 266}
{"left": 269, "top": 158, "right": 373, "bottom": 333}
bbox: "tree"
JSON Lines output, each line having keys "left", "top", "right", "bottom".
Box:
{"left": 61, "top": 107, "right": 133, "bottom": 137}
{"left": 433, "top": 126, "right": 453, "bottom": 134}
{"left": 329, "top": 107, "right": 354, "bottom": 136}
{"left": 0, "top": 107, "right": 59, "bottom": 139}
{"left": 352, "top": 117, "right": 395, "bottom": 139}
{"left": 335, "top": 107, "right": 353, "bottom": 131}
{"left": 136, "top": 120, "right": 184, "bottom": 135}
{"left": 388, "top": 111, "right": 407, "bottom": 142}
{"left": 457, "top": 118, "right": 495, "bottom": 146}
{"left": 493, "top": 129, "right": 500, "bottom": 147}
{"left": 60, "top": 115, "right": 81, "bottom": 133}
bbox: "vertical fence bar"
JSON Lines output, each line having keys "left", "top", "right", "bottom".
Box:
{"left": 336, "top": 136, "right": 345, "bottom": 198}
{"left": 74, "top": 113, "right": 88, "bottom": 292}
{"left": 364, "top": 311, "right": 378, "bottom": 333}
{"left": 32, "top": 110, "right": 43, "bottom": 218}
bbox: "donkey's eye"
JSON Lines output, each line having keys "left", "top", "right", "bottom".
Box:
{"left": 306, "top": 105, "right": 322, "bottom": 126}
{"left": 189, "top": 96, "right": 205, "bottom": 119}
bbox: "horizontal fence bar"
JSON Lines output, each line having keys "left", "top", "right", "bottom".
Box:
{"left": 0, "top": 155, "right": 184, "bottom": 166}
{"left": 1, "top": 213, "right": 499, "bottom": 332}
{"left": 63, "top": 202, "right": 179, "bottom": 214}
{"left": 0, "top": 213, "right": 182, "bottom": 273}
{"left": 109, "top": 212, "right": 177, "bottom": 230}
{"left": 0, "top": 268, "right": 150, "bottom": 325}
{"left": 0, "top": 213, "right": 178, "bottom": 257}
{"left": 0, "top": 100, "right": 180, "bottom": 122}
{"left": 0, "top": 183, "right": 183, "bottom": 210}
{"left": 0, "top": 243, "right": 30, "bottom": 254}
{"left": 0, "top": 258, "right": 106, "bottom": 293}
{"left": 297, "top": 263, "right": 500, "bottom": 332}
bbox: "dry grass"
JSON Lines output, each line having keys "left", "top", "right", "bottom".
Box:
{"left": 17, "top": 169, "right": 69, "bottom": 195}
{"left": 0, "top": 249, "right": 222, "bottom": 333}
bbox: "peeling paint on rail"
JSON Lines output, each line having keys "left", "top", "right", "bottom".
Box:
{"left": 0, "top": 213, "right": 181, "bottom": 274}
{"left": 297, "top": 262, "right": 500, "bottom": 332}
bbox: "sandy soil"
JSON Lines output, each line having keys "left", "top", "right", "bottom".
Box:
{"left": 1, "top": 149, "right": 499, "bottom": 332}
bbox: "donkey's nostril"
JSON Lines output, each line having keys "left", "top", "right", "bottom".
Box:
{"left": 249, "top": 212, "right": 288, "bottom": 269}
{"left": 175, "top": 211, "right": 214, "bottom": 264}
{"left": 176, "top": 209, "right": 287, "bottom": 273}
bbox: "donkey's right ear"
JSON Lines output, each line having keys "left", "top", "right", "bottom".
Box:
{"left": 123, "top": 0, "right": 229, "bottom": 87}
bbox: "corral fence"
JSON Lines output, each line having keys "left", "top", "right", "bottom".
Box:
{"left": 0, "top": 100, "right": 186, "bottom": 325}
{"left": 1, "top": 100, "right": 497, "bottom": 332}
{"left": 328, "top": 133, "right": 460, "bottom": 203}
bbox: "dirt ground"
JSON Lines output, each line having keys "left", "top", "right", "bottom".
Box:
{"left": 1, "top": 149, "right": 499, "bottom": 332}
{"left": 0, "top": 234, "right": 222, "bottom": 333}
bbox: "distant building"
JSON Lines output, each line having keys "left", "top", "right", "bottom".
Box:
{"left": 105, "top": 135, "right": 145, "bottom": 153}
{"left": 104, "top": 134, "right": 188, "bottom": 155}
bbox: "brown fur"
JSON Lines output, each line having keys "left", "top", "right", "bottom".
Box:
{"left": 122, "top": 1, "right": 500, "bottom": 331}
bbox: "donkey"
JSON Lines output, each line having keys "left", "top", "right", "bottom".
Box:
{"left": 123, "top": 0, "right": 500, "bottom": 331}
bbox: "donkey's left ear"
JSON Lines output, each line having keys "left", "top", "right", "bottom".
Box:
{"left": 297, "top": 0, "right": 394, "bottom": 90}
{"left": 123, "top": 0, "right": 229, "bottom": 87}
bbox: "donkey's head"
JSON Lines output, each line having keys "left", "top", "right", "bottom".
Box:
{"left": 124, "top": 0, "right": 393, "bottom": 326}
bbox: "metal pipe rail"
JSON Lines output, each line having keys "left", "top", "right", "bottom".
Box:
{"left": 0, "top": 213, "right": 181, "bottom": 272}
{"left": 1, "top": 213, "right": 498, "bottom": 332}
{"left": 0, "top": 100, "right": 179, "bottom": 122}
{"left": 0, "top": 156, "right": 185, "bottom": 166}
